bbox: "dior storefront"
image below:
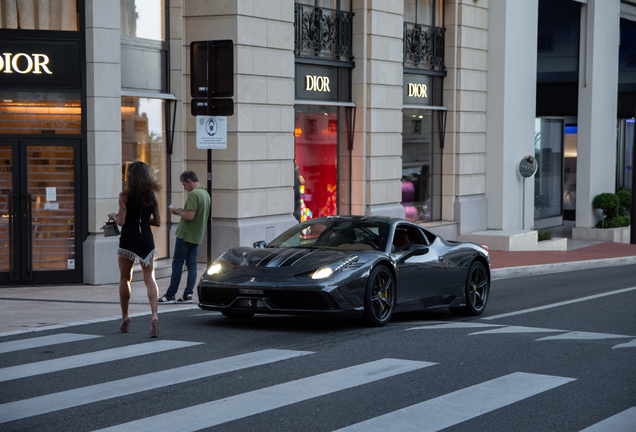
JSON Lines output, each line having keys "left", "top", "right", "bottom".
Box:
{"left": 401, "top": 72, "right": 445, "bottom": 223}
{"left": 0, "top": 2, "right": 85, "bottom": 285}
{"left": 293, "top": 1, "right": 355, "bottom": 223}
{"left": 294, "top": 63, "right": 355, "bottom": 222}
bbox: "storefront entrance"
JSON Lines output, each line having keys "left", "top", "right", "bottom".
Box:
{"left": 0, "top": 140, "right": 82, "bottom": 285}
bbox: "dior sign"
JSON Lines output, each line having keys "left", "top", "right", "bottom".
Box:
{"left": 408, "top": 83, "right": 427, "bottom": 98}
{"left": 305, "top": 75, "right": 331, "bottom": 92}
{"left": 0, "top": 39, "right": 80, "bottom": 89}
{"left": 295, "top": 63, "right": 350, "bottom": 103}
{"left": 0, "top": 53, "right": 52, "bottom": 74}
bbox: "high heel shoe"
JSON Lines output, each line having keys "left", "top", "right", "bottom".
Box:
{"left": 119, "top": 317, "right": 131, "bottom": 333}
{"left": 149, "top": 319, "right": 159, "bottom": 338}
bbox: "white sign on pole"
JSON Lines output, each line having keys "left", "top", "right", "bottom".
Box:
{"left": 196, "top": 116, "right": 227, "bottom": 149}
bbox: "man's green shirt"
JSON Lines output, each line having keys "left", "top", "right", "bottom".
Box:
{"left": 175, "top": 185, "right": 210, "bottom": 244}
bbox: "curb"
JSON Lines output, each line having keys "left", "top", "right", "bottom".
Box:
{"left": 491, "top": 256, "right": 636, "bottom": 280}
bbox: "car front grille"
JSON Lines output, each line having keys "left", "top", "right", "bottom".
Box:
{"left": 199, "top": 284, "right": 338, "bottom": 311}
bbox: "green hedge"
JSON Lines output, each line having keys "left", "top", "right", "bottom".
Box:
{"left": 593, "top": 191, "right": 631, "bottom": 229}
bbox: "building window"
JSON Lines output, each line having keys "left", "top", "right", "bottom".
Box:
{"left": 404, "top": 0, "right": 442, "bottom": 27}
{"left": 0, "top": 92, "right": 81, "bottom": 134}
{"left": 294, "top": 1, "right": 354, "bottom": 62}
{"left": 534, "top": 118, "right": 564, "bottom": 220}
{"left": 294, "top": 104, "right": 352, "bottom": 221}
{"left": 401, "top": 108, "right": 442, "bottom": 222}
{"left": 0, "top": 0, "right": 79, "bottom": 31}
{"left": 295, "top": 0, "right": 350, "bottom": 11}
{"left": 403, "top": 0, "right": 445, "bottom": 72}
{"left": 121, "top": 97, "right": 168, "bottom": 258}
{"left": 121, "top": 0, "right": 165, "bottom": 41}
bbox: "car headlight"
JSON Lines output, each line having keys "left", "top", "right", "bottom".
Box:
{"left": 311, "top": 267, "right": 333, "bottom": 279}
{"left": 311, "top": 256, "right": 358, "bottom": 279}
{"left": 207, "top": 263, "right": 223, "bottom": 276}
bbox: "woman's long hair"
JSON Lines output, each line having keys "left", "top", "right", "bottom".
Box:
{"left": 124, "top": 161, "right": 160, "bottom": 208}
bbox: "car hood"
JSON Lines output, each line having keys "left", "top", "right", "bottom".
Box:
{"left": 219, "top": 247, "right": 364, "bottom": 275}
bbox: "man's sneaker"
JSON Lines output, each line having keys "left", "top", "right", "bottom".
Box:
{"left": 176, "top": 295, "right": 193, "bottom": 304}
{"left": 158, "top": 295, "right": 176, "bottom": 304}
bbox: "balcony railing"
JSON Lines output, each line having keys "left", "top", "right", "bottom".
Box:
{"left": 294, "top": 3, "right": 354, "bottom": 62}
{"left": 403, "top": 22, "right": 445, "bottom": 71}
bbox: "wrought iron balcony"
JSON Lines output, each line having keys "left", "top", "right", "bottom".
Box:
{"left": 294, "top": 3, "right": 354, "bottom": 62}
{"left": 403, "top": 22, "right": 445, "bottom": 71}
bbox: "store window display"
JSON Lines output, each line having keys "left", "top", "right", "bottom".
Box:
{"left": 121, "top": 97, "right": 168, "bottom": 258}
{"left": 401, "top": 108, "right": 442, "bottom": 222}
{"left": 294, "top": 104, "right": 351, "bottom": 221}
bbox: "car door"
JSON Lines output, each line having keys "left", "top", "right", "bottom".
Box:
{"left": 392, "top": 224, "right": 447, "bottom": 308}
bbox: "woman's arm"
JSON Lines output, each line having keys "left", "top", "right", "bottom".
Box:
{"left": 149, "top": 193, "right": 161, "bottom": 227}
{"left": 108, "top": 192, "right": 128, "bottom": 227}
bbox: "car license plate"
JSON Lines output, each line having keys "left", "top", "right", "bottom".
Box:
{"left": 239, "top": 288, "right": 264, "bottom": 295}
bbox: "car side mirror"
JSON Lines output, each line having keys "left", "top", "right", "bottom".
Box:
{"left": 397, "top": 245, "right": 429, "bottom": 264}
{"left": 253, "top": 240, "right": 267, "bottom": 249}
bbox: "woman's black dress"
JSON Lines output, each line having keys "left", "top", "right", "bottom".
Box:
{"left": 116, "top": 192, "right": 157, "bottom": 267}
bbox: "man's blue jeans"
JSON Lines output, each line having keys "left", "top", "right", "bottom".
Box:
{"left": 165, "top": 237, "right": 199, "bottom": 298}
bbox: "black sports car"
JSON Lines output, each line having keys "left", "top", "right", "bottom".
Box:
{"left": 197, "top": 216, "right": 490, "bottom": 326}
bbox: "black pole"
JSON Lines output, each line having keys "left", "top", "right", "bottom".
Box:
{"left": 631, "top": 116, "right": 636, "bottom": 244}
{"left": 206, "top": 41, "right": 213, "bottom": 267}
{"left": 207, "top": 149, "right": 212, "bottom": 266}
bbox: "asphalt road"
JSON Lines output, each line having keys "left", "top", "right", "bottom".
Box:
{"left": 1, "top": 264, "right": 635, "bottom": 431}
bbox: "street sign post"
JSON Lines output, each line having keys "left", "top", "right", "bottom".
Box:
{"left": 189, "top": 40, "right": 234, "bottom": 267}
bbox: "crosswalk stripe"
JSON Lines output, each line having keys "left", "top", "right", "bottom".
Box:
{"left": 579, "top": 406, "right": 636, "bottom": 432}
{"left": 468, "top": 326, "right": 565, "bottom": 335}
{"left": 407, "top": 322, "right": 504, "bottom": 331}
{"left": 536, "top": 331, "right": 633, "bottom": 341}
{"left": 482, "top": 286, "right": 636, "bottom": 320}
{"left": 93, "top": 358, "right": 437, "bottom": 432}
{"left": 612, "top": 338, "right": 636, "bottom": 349}
{"left": 334, "top": 372, "right": 575, "bottom": 432}
{"left": 0, "top": 349, "right": 313, "bottom": 424}
{"left": 0, "top": 333, "right": 102, "bottom": 354}
{"left": 0, "top": 340, "right": 202, "bottom": 383}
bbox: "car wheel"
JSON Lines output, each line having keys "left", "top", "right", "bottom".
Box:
{"left": 363, "top": 265, "right": 395, "bottom": 327}
{"left": 451, "top": 261, "right": 489, "bottom": 316}
{"left": 221, "top": 311, "right": 255, "bottom": 319}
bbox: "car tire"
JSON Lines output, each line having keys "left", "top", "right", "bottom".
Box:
{"left": 363, "top": 265, "right": 395, "bottom": 327}
{"left": 450, "top": 261, "right": 489, "bottom": 316}
{"left": 221, "top": 311, "right": 255, "bottom": 319}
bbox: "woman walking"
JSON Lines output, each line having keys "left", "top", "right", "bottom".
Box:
{"left": 108, "top": 161, "right": 162, "bottom": 337}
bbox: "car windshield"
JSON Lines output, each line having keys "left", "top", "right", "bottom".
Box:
{"left": 268, "top": 219, "right": 390, "bottom": 251}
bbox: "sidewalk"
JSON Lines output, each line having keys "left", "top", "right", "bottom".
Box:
{"left": 1, "top": 241, "right": 635, "bottom": 337}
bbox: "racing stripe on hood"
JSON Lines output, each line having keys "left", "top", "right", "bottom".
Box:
{"left": 254, "top": 248, "right": 320, "bottom": 268}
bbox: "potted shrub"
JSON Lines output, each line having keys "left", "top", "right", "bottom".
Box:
{"left": 593, "top": 192, "right": 631, "bottom": 229}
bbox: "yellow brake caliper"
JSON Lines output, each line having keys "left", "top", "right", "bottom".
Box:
{"left": 378, "top": 276, "right": 387, "bottom": 312}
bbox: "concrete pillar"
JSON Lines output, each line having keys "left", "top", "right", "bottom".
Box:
{"left": 83, "top": 0, "right": 122, "bottom": 284}
{"left": 575, "top": 0, "right": 621, "bottom": 228}
{"left": 485, "top": 0, "right": 538, "bottom": 230}
{"left": 357, "top": 1, "right": 405, "bottom": 218}
{"left": 183, "top": 0, "right": 297, "bottom": 259}
{"left": 446, "top": 0, "right": 489, "bottom": 234}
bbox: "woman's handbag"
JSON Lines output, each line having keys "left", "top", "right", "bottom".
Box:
{"left": 101, "top": 220, "right": 120, "bottom": 237}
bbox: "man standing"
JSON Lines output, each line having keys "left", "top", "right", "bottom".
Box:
{"left": 159, "top": 171, "right": 210, "bottom": 304}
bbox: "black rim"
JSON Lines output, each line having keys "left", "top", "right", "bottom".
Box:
{"left": 370, "top": 268, "right": 394, "bottom": 321}
{"left": 468, "top": 264, "right": 488, "bottom": 311}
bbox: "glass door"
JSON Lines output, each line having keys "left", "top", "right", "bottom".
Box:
{"left": 0, "top": 140, "right": 82, "bottom": 286}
